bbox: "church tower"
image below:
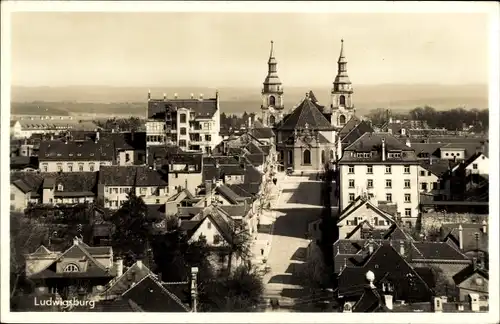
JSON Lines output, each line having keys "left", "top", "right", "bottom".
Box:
{"left": 331, "top": 39, "right": 355, "bottom": 129}
{"left": 261, "top": 40, "right": 284, "bottom": 127}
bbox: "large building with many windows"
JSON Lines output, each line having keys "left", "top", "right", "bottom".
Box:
{"left": 146, "top": 91, "right": 221, "bottom": 155}
{"left": 338, "top": 132, "right": 420, "bottom": 225}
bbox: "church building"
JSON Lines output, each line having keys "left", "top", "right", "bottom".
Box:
{"left": 263, "top": 39, "right": 357, "bottom": 172}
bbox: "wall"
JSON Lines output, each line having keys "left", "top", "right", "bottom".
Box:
{"left": 10, "top": 184, "right": 28, "bottom": 212}
{"left": 40, "top": 160, "right": 112, "bottom": 173}
{"left": 420, "top": 212, "right": 488, "bottom": 234}
{"left": 465, "top": 154, "right": 489, "bottom": 175}
{"left": 411, "top": 261, "right": 470, "bottom": 283}
{"left": 54, "top": 196, "right": 95, "bottom": 205}
{"left": 417, "top": 165, "right": 441, "bottom": 194}
{"left": 293, "top": 145, "right": 322, "bottom": 172}
{"left": 339, "top": 164, "right": 419, "bottom": 218}
{"left": 457, "top": 273, "right": 489, "bottom": 302}
{"left": 42, "top": 188, "right": 54, "bottom": 204}
{"left": 118, "top": 150, "right": 136, "bottom": 166}
{"left": 25, "top": 255, "right": 60, "bottom": 277}
{"left": 337, "top": 205, "right": 393, "bottom": 239}
{"left": 102, "top": 185, "right": 169, "bottom": 209}
{"left": 189, "top": 217, "right": 225, "bottom": 246}
{"left": 440, "top": 149, "right": 466, "bottom": 160}
{"left": 167, "top": 172, "right": 202, "bottom": 195}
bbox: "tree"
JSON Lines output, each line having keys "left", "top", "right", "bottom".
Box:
{"left": 224, "top": 224, "right": 252, "bottom": 274}
{"left": 367, "top": 108, "right": 390, "bottom": 127}
{"left": 109, "top": 190, "right": 150, "bottom": 265}
{"left": 429, "top": 265, "right": 457, "bottom": 299}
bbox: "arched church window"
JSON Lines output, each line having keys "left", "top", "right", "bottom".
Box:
{"left": 321, "top": 150, "right": 326, "bottom": 164}
{"left": 303, "top": 149, "right": 311, "bottom": 165}
{"left": 269, "top": 115, "right": 276, "bottom": 125}
{"left": 269, "top": 96, "right": 276, "bottom": 106}
{"left": 339, "top": 115, "right": 346, "bottom": 125}
{"left": 339, "top": 95, "right": 346, "bottom": 106}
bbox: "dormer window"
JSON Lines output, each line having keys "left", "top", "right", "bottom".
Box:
{"left": 57, "top": 184, "right": 64, "bottom": 191}
{"left": 90, "top": 153, "right": 95, "bottom": 156}
{"left": 57, "top": 153, "right": 62, "bottom": 157}
{"left": 77, "top": 153, "right": 82, "bottom": 157}
{"left": 69, "top": 153, "right": 74, "bottom": 156}
{"left": 64, "top": 263, "right": 79, "bottom": 272}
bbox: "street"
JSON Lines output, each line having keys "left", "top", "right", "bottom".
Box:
{"left": 260, "top": 174, "right": 326, "bottom": 311}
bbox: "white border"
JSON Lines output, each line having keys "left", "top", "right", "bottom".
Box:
{"left": 1, "top": 1, "right": 499, "bottom": 323}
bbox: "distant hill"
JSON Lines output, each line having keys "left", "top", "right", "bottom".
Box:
{"left": 10, "top": 84, "right": 488, "bottom": 116}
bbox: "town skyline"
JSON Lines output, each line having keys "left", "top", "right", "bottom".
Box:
{"left": 11, "top": 12, "right": 489, "bottom": 87}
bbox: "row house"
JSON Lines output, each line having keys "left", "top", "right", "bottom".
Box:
{"left": 338, "top": 132, "right": 420, "bottom": 224}
{"left": 97, "top": 166, "right": 169, "bottom": 209}
{"left": 10, "top": 172, "right": 97, "bottom": 210}
{"left": 442, "top": 152, "right": 489, "bottom": 201}
{"left": 146, "top": 91, "right": 221, "bottom": 154}
{"left": 10, "top": 117, "right": 99, "bottom": 139}
{"left": 38, "top": 136, "right": 114, "bottom": 173}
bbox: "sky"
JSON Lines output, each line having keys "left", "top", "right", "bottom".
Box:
{"left": 10, "top": 11, "right": 490, "bottom": 87}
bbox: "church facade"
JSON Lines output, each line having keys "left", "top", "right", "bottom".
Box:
{"left": 262, "top": 40, "right": 357, "bottom": 172}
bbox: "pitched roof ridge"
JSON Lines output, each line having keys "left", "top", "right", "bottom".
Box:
{"left": 343, "top": 132, "right": 372, "bottom": 151}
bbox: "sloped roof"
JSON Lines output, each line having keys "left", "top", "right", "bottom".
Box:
{"left": 102, "top": 260, "right": 154, "bottom": 297}
{"left": 277, "top": 97, "right": 334, "bottom": 131}
{"left": 121, "top": 275, "right": 190, "bottom": 312}
{"left": 419, "top": 160, "right": 451, "bottom": 177}
{"left": 442, "top": 223, "right": 488, "bottom": 253}
{"left": 215, "top": 184, "right": 243, "bottom": 205}
{"left": 99, "top": 166, "right": 168, "bottom": 187}
{"left": 339, "top": 115, "right": 361, "bottom": 138}
{"left": 410, "top": 242, "right": 469, "bottom": 261}
{"left": 337, "top": 197, "right": 396, "bottom": 224}
{"left": 38, "top": 139, "right": 114, "bottom": 162}
{"left": 341, "top": 121, "right": 374, "bottom": 146}
{"left": 148, "top": 97, "right": 217, "bottom": 120}
{"left": 452, "top": 264, "right": 488, "bottom": 285}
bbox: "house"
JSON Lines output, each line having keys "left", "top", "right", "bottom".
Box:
{"left": 10, "top": 156, "right": 39, "bottom": 172}
{"left": 248, "top": 119, "right": 276, "bottom": 145}
{"left": 336, "top": 118, "right": 374, "bottom": 160}
{"left": 417, "top": 159, "right": 450, "bottom": 196}
{"left": 10, "top": 117, "right": 99, "bottom": 139}
{"left": 202, "top": 156, "right": 263, "bottom": 188}
{"left": 38, "top": 137, "right": 114, "bottom": 173}
{"left": 10, "top": 172, "right": 44, "bottom": 211}
{"left": 337, "top": 243, "right": 432, "bottom": 303}
{"left": 25, "top": 238, "right": 118, "bottom": 299}
{"left": 146, "top": 91, "right": 221, "bottom": 154}
{"left": 338, "top": 132, "right": 420, "bottom": 225}
{"left": 452, "top": 262, "right": 489, "bottom": 304}
{"left": 98, "top": 166, "right": 169, "bottom": 209}
{"left": 102, "top": 132, "right": 147, "bottom": 166}
{"left": 442, "top": 152, "right": 489, "bottom": 201}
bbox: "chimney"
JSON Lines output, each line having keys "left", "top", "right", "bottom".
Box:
{"left": 191, "top": 267, "right": 199, "bottom": 312}
{"left": 95, "top": 131, "right": 100, "bottom": 143}
{"left": 115, "top": 258, "right": 124, "bottom": 277}
{"left": 384, "top": 295, "right": 393, "bottom": 310}
{"left": 381, "top": 138, "right": 386, "bottom": 161}
{"left": 305, "top": 92, "right": 309, "bottom": 99}
{"left": 430, "top": 156, "right": 433, "bottom": 165}
{"left": 137, "top": 260, "right": 143, "bottom": 269}
{"left": 248, "top": 116, "right": 252, "bottom": 129}
{"left": 205, "top": 180, "right": 212, "bottom": 207}
{"left": 368, "top": 242, "right": 374, "bottom": 254}
{"left": 405, "top": 138, "right": 411, "bottom": 147}
{"left": 73, "top": 237, "right": 80, "bottom": 245}
{"left": 190, "top": 93, "right": 194, "bottom": 99}
{"left": 185, "top": 178, "right": 188, "bottom": 190}
{"left": 472, "top": 257, "right": 477, "bottom": 269}
{"left": 163, "top": 93, "right": 166, "bottom": 100}
{"left": 153, "top": 161, "right": 157, "bottom": 170}
{"left": 174, "top": 93, "right": 178, "bottom": 99}
{"left": 389, "top": 116, "right": 393, "bottom": 124}
{"left": 482, "top": 220, "right": 487, "bottom": 233}
{"left": 148, "top": 89, "right": 151, "bottom": 101}
{"left": 458, "top": 224, "right": 463, "bottom": 250}
{"left": 199, "top": 93, "right": 203, "bottom": 100}
{"left": 399, "top": 240, "right": 405, "bottom": 256}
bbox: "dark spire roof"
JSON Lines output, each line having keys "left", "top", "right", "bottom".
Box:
{"left": 264, "top": 40, "right": 281, "bottom": 86}
{"left": 277, "top": 96, "right": 334, "bottom": 131}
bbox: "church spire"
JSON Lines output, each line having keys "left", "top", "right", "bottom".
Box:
{"left": 269, "top": 40, "right": 275, "bottom": 59}
{"left": 334, "top": 39, "right": 351, "bottom": 87}
{"left": 263, "top": 40, "right": 281, "bottom": 91}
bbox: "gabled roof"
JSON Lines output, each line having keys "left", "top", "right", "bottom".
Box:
{"left": 441, "top": 223, "right": 488, "bottom": 253}
{"left": 99, "top": 166, "right": 168, "bottom": 187}
{"left": 341, "top": 121, "right": 374, "bottom": 146}
{"left": 215, "top": 184, "right": 243, "bottom": 205}
{"left": 337, "top": 197, "right": 396, "bottom": 225}
{"left": 339, "top": 115, "right": 361, "bottom": 138}
{"left": 38, "top": 139, "right": 115, "bottom": 162}
{"left": 452, "top": 152, "right": 488, "bottom": 172}
{"left": 277, "top": 97, "right": 334, "bottom": 131}
{"left": 410, "top": 242, "right": 469, "bottom": 261}
{"left": 419, "top": 160, "right": 451, "bottom": 177}
{"left": 121, "top": 274, "right": 190, "bottom": 312}
{"left": 102, "top": 260, "right": 154, "bottom": 297}
{"left": 452, "top": 264, "right": 489, "bottom": 285}
{"left": 187, "top": 205, "right": 236, "bottom": 244}
{"left": 11, "top": 172, "right": 44, "bottom": 193}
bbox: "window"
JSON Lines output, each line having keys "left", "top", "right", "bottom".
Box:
{"left": 405, "top": 208, "right": 411, "bottom": 217}
{"left": 339, "top": 95, "right": 346, "bottom": 106}
{"left": 385, "top": 179, "right": 392, "bottom": 188}
{"left": 125, "top": 153, "right": 130, "bottom": 162}
{"left": 321, "top": 150, "right": 326, "bottom": 164}
{"left": 404, "top": 179, "right": 411, "bottom": 188}
{"left": 445, "top": 153, "right": 449, "bottom": 156}
{"left": 404, "top": 165, "right": 410, "bottom": 174}
{"left": 207, "top": 222, "right": 212, "bottom": 229}
{"left": 367, "top": 165, "right": 373, "bottom": 174}
{"left": 386, "top": 193, "right": 392, "bottom": 202}
{"left": 205, "top": 135, "right": 212, "bottom": 142}
{"left": 368, "top": 193, "right": 374, "bottom": 199}
{"left": 269, "top": 115, "right": 276, "bottom": 125}
{"left": 42, "top": 164, "right": 48, "bottom": 172}
{"left": 140, "top": 187, "right": 147, "bottom": 195}
{"left": 113, "top": 188, "right": 118, "bottom": 194}
{"left": 180, "top": 127, "right": 187, "bottom": 135}
{"left": 367, "top": 179, "right": 373, "bottom": 188}
{"left": 67, "top": 164, "right": 73, "bottom": 172}
{"left": 64, "top": 264, "right": 79, "bottom": 272}
{"left": 303, "top": 149, "right": 311, "bottom": 165}
{"left": 180, "top": 114, "right": 187, "bottom": 123}
{"left": 10, "top": 193, "right": 15, "bottom": 201}
{"left": 349, "top": 193, "right": 355, "bottom": 202}
{"left": 269, "top": 95, "right": 276, "bottom": 106}
{"left": 213, "top": 234, "right": 221, "bottom": 245}
{"left": 404, "top": 194, "right": 411, "bottom": 203}
{"left": 348, "top": 165, "right": 355, "bottom": 174}
{"left": 179, "top": 140, "right": 187, "bottom": 147}
{"left": 57, "top": 163, "right": 62, "bottom": 172}
{"left": 385, "top": 165, "right": 391, "bottom": 174}
{"left": 420, "top": 170, "right": 425, "bottom": 176}
{"left": 339, "top": 114, "right": 346, "bottom": 125}
{"left": 57, "top": 184, "right": 64, "bottom": 191}
{"left": 421, "top": 182, "right": 428, "bottom": 190}
{"left": 473, "top": 163, "right": 478, "bottom": 169}
{"left": 432, "top": 182, "right": 438, "bottom": 190}
{"left": 349, "top": 179, "right": 355, "bottom": 188}
{"left": 78, "top": 163, "right": 84, "bottom": 172}
{"left": 89, "top": 163, "right": 95, "bottom": 172}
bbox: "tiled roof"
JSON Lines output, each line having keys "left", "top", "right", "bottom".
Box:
{"left": 148, "top": 97, "right": 217, "bottom": 120}
{"left": 410, "top": 143, "right": 443, "bottom": 157}
{"left": 10, "top": 172, "right": 43, "bottom": 194}
{"left": 441, "top": 223, "right": 488, "bottom": 253}
{"left": 38, "top": 139, "right": 114, "bottom": 161}
{"left": 43, "top": 172, "right": 98, "bottom": 194}
{"left": 410, "top": 242, "right": 469, "bottom": 261}
{"left": 250, "top": 126, "right": 275, "bottom": 139}
{"left": 340, "top": 132, "right": 418, "bottom": 163}
{"left": 99, "top": 166, "right": 168, "bottom": 187}
{"left": 341, "top": 121, "right": 374, "bottom": 145}
{"left": 101, "top": 132, "right": 147, "bottom": 151}
{"left": 17, "top": 119, "right": 99, "bottom": 131}
{"left": 10, "top": 156, "right": 39, "bottom": 170}
{"left": 215, "top": 184, "right": 242, "bottom": 205}
{"left": 419, "top": 159, "right": 451, "bottom": 177}
{"left": 277, "top": 97, "right": 334, "bottom": 131}
{"left": 226, "top": 184, "right": 255, "bottom": 198}
{"left": 121, "top": 275, "right": 190, "bottom": 312}
{"left": 339, "top": 115, "right": 361, "bottom": 138}
{"left": 452, "top": 264, "right": 488, "bottom": 285}
{"left": 219, "top": 204, "right": 251, "bottom": 218}
{"left": 102, "top": 260, "right": 154, "bottom": 297}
